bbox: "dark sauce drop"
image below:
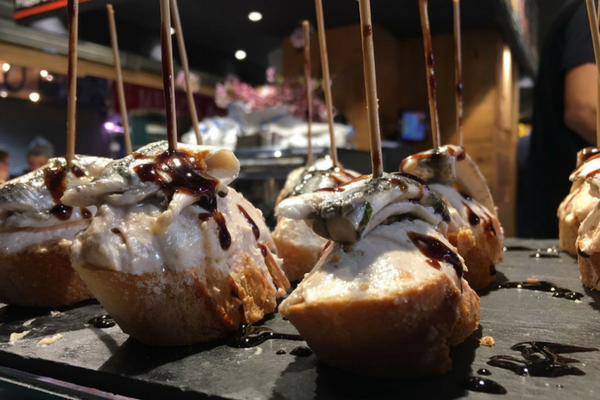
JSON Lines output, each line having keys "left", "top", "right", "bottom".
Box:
{"left": 487, "top": 341, "right": 597, "bottom": 378}
{"left": 477, "top": 368, "right": 492, "bottom": 376}
{"left": 44, "top": 166, "right": 68, "bottom": 204}
{"left": 460, "top": 377, "right": 507, "bottom": 395}
{"left": 213, "top": 212, "right": 231, "bottom": 250}
{"left": 87, "top": 315, "right": 116, "bottom": 329}
{"left": 503, "top": 246, "right": 534, "bottom": 252}
{"left": 289, "top": 346, "right": 313, "bottom": 357}
{"left": 496, "top": 281, "right": 583, "bottom": 301}
{"left": 71, "top": 164, "right": 86, "bottom": 178}
{"left": 577, "top": 246, "right": 590, "bottom": 259}
{"left": 50, "top": 204, "right": 73, "bottom": 220}
{"left": 580, "top": 147, "right": 600, "bottom": 164}
{"left": 81, "top": 207, "right": 92, "bottom": 219}
{"left": 530, "top": 247, "right": 560, "bottom": 259}
{"left": 407, "top": 231, "right": 463, "bottom": 280}
{"left": 276, "top": 350, "right": 286, "bottom": 355}
{"left": 226, "top": 325, "right": 303, "bottom": 348}
{"left": 464, "top": 202, "right": 480, "bottom": 226}
{"left": 238, "top": 205, "right": 260, "bottom": 240}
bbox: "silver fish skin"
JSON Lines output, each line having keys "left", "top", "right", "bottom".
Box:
{"left": 0, "top": 155, "right": 111, "bottom": 213}
{"left": 276, "top": 172, "right": 450, "bottom": 244}
{"left": 62, "top": 141, "right": 239, "bottom": 208}
{"left": 400, "top": 145, "right": 496, "bottom": 214}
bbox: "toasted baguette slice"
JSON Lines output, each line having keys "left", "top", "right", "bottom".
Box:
{"left": 272, "top": 216, "right": 328, "bottom": 282}
{"left": 0, "top": 239, "right": 93, "bottom": 307}
{"left": 279, "top": 219, "right": 480, "bottom": 378}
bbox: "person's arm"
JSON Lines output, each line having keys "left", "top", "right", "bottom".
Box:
{"left": 564, "top": 63, "right": 598, "bottom": 144}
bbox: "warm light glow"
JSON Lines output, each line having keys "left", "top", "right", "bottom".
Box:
{"left": 104, "top": 122, "right": 116, "bottom": 131}
{"left": 46, "top": 74, "right": 54, "bottom": 82}
{"left": 170, "top": 27, "right": 176, "bottom": 35}
{"left": 29, "top": 92, "right": 40, "bottom": 102}
{"left": 1, "top": 63, "right": 10, "bottom": 72}
{"left": 40, "top": 70, "right": 48, "bottom": 78}
{"left": 503, "top": 47, "right": 512, "bottom": 75}
{"left": 248, "top": 11, "right": 262, "bottom": 22}
{"left": 274, "top": 150, "right": 282, "bottom": 158}
{"left": 235, "top": 50, "right": 247, "bottom": 60}
{"left": 0, "top": 91, "right": 7, "bottom": 98}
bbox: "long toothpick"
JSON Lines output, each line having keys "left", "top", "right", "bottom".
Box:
{"left": 418, "top": 0, "right": 441, "bottom": 149}
{"left": 160, "top": 0, "right": 177, "bottom": 151}
{"left": 453, "top": 0, "right": 463, "bottom": 147}
{"left": 314, "top": 0, "right": 339, "bottom": 167}
{"left": 303, "top": 21, "right": 313, "bottom": 166}
{"left": 586, "top": 0, "right": 600, "bottom": 146}
{"left": 171, "top": 0, "right": 201, "bottom": 145}
{"left": 358, "top": 0, "right": 383, "bottom": 178}
{"left": 106, "top": 4, "right": 132, "bottom": 155}
{"left": 66, "top": 0, "right": 79, "bottom": 168}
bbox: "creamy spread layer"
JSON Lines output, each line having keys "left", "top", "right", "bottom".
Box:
{"left": 0, "top": 155, "right": 111, "bottom": 254}
{"left": 281, "top": 219, "right": 466, "bottom": 306}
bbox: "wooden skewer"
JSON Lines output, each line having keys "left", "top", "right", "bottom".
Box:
{"left": 586, "top": 0, "right": 600, "bottom": 146}
{"left": 160, "top": 0, "right": 177, "bottom": 151}
{"left": 171, "top": 0, "right": 202, "bottom": 145}
{"left": 106, "top": 4, "right": 132, "bottom": 155}
{"left": 303, "top": 21, "right": 313, "bottom": 166}
{"left": 453, "top": 0, "right": 463, "bottom": 147}
{"left": 314, "top": 0, "right": 339, "bottom": 167}
{"left": 358, "top": 0, "right": 383, "bottom": 178}
{"left": 66, "top": 0, "right": 79, "bottom": 168}
{"left": 418, "top": 0, "right": 441, "bottom": 149}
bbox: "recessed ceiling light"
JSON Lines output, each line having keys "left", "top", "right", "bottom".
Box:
{"left": 0, "top": 91, "right": 7, "bottom": 98}
{"left": 40, "top": 70, "right": 48, "bottom": 78}
{"left": 29, "top": 92, "right": 40, "bottom": 102}
{"left": 170, "top": 27, "right": 176, "bottom": 35}
{"left": 235, "top": 50, "right": 247, "bottom": 60}
{"left": 1, "top": 63, "right": 10, "bottom": 72}
{"left": 248, "top": 11, "right": 262, "bottom": 22}
{"left": 46, "top": 74, "right": 54, "bottom": 81}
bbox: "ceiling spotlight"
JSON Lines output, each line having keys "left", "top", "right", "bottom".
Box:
{"left": 40, "top": 70, "right": 48, "bottom": 78}
{"left": 0, "top": 91, "right": 7, "bottom": 98}
{"left": 46, "top": 74, "right": 54, "bottom": 81}
{"left": 235, "top": 50, "right": 247, "bottom": 60}
{"left": 170, "top": 27, "right": 176, "bottom": 35}
{"left": 29, "top": 92, "right": 40, "bottom": 103}
{"left": 248, "top": 11, "right": 262, "bottom": 22}
{"left": 1, "top": 63, "right": 10, "bottom": 72}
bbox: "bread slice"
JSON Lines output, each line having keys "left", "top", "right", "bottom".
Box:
{"left": 279, "top": 219, "right": 480, "bottom": 378}
{"left": 0, "top": 240, "right": 93, "bottom": 307}
{"left": 272, "top": 216, "right": 328, "bottom": 282}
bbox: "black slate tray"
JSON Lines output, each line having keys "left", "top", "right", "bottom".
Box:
{"left": 0, "top": 239, "right": 599, "bottom": 400}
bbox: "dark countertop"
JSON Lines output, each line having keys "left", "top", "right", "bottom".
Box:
{"left": 0, "top": 238, "right": 598, "bottom": 400}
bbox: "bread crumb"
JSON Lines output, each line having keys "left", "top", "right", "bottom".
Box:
{"left": 479, "top": 336, "right": 495, "bottom": 347}
{"left": 9, "top": 331, "right": 30, "bottom": 344}
{"left": 37, "top": 334, "right": 63, "bottom": 347}
{"left": 527, "top": 277, "right": 539, "bottom": 283}
{"left": 22, "top": 319, "right": 35, "bottom": 327}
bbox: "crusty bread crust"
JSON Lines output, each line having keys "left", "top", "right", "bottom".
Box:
{"left": 272, "top": 217, "right": 326, "bottom": 282}
{"left": 578, "top": 253, "right": 600, "bottom": 291}
{"left": 280, "top": 274, "right": 480, "bottom": 378}
{"left": 455, "top": 227, "right": 503, "bottom": 291}
{"left": 0, "top": 240, "right": 93, "bottom": 307}
{"left": 74, "top": 252, "right": 280, "bottom": 346}
{"left": 559, "top": 217, "right": 579, "bottom": 256}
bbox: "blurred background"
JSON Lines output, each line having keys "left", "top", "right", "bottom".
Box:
{"left": 0, "top": 0, "right": 568, "bottom": 235}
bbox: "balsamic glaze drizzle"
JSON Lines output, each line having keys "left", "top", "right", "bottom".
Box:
{"left": 87, "top": 315, "right": 116, "bottom": 329}
{"left": 289, "top": 346, "right": 313, "bottom": 357}
{"left": 487, "top": 342, "right": 597, "bottom": 377}
{"left": 226, "top": 324, "right": 303, "bottom": 348}
{"left": 407, "top": 231, "right": 463, "bottom": 281}
{"left": 496, "top": 281, "right": 583, "bottom": 301}
{"left": 460, "top": 377, "right": 507, "bottom": 395}
{"left": 238, "top": 205, "right": 260, "bottom": 240}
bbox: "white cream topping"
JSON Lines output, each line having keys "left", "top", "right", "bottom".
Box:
{"left": 71, "top": 188, "right": 278, "bottom": 277}
{"left": 281, "top": 219, "right": 465, "bottom": 307}
{"left": 558, "top": 181, "right": 599, "bottom": 224}
{"left": 578, "top": 201, "right": 600, "bottom": 254}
